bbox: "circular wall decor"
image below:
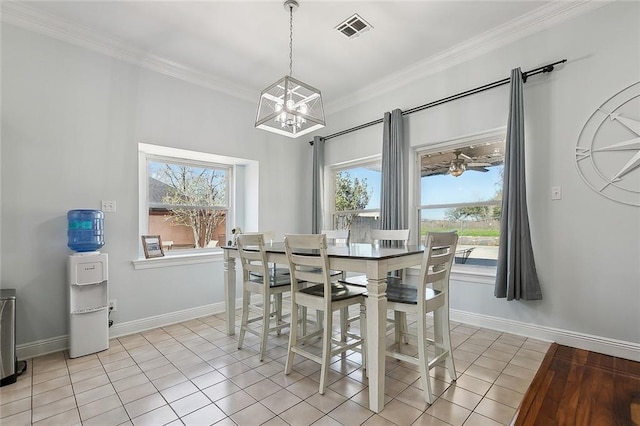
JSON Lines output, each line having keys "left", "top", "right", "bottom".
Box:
{"left": 576, "top": 82, "right": 640, "bottom": 206}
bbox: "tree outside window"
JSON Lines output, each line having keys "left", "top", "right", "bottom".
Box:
{"left": 332, "top": 163, "right": 380, "bottom": 242}
{"left": 148, "top": 161, "right": 228, "bottom": 249}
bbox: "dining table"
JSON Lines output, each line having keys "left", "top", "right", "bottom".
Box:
{"left": 222, "top": 241, "right": 426, "bottom": 413}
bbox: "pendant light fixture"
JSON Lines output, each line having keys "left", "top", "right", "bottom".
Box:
{"left": 255, "top": 0, "right": 325, "bottom": 138}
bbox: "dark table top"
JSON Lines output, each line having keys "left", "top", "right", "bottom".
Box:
{"left": 222, "top": 242, "right": 425, "bottom": 261}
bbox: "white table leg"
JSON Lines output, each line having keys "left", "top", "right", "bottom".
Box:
{"left": 366, "top": 262, "right": 387, "bottom": 413}
{"left": 224, "top": 253, "right": 236, "bottom": 336}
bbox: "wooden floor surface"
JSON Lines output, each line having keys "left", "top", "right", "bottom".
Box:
{"left": 513, "top": 343, "right": 640, "bottom": 425}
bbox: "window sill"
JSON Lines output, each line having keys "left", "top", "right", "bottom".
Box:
{"left": 132, "top": 250, "right": 223, "bottom": 270}
{"left": 451, "top": 265, "right": 496, "bottom": 285}
{"left": 406, "top": 264, "right": 496, "bottom": 285}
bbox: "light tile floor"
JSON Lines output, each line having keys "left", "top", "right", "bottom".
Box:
{"left": 0, "top": 310, "right": 550, "bottom": 426}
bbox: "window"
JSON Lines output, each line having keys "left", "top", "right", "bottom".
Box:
{"left": 138, "top": 144, "right": 260, "bottom": 265}
{"left": 331, "top": 159, "right": 381, "bottom": 242}
{"left": 417, "top": 133, "right": 505, "bottom": 268}
{"left": 147, "top": 159, "right": 230, "bottom": 251}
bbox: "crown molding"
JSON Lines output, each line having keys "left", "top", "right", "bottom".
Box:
{"left": 325, "top": 0, "right": 615, "bottom": 114}
{"left": 2, "top": 1, "right": 613, "bottom": 111}
{"left": 1, "top": 1, "right": 257, "bottom": 103}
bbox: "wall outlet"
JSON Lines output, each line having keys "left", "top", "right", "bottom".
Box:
{"left": 108, "top": 299, "right": 118, "bottom": 312}
{"left": 101, "top": 200, "right": 116, "bottom": 212}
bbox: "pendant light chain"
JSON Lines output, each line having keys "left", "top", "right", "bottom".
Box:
{"left": 289, "top": 4, "right": 293, "bottom": 77}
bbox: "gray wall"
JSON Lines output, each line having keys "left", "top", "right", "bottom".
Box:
{"left": 1, "top": 24, "right": 311, "bottom": 345}
{"left": 324, "top": 2, "right": 640, "bottom": 346}
{"left": 2, "top": 1, "right": 639, "bottom": 352}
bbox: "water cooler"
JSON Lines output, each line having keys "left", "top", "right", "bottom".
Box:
{"left": 68, "top": 252, "right": 109, "bottom": 358}
{"left": 67, "top": 209, "right": 108, "bottom": 358}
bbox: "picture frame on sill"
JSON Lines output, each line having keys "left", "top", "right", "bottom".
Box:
{"left": 141, "top": 235, "right": 164, "bottom": 259}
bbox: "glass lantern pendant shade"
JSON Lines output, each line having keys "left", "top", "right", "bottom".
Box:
{"left": 256, "top": 76, "right": 325, "bottom": 138}
{"left": 255, "top": 0, "right": 325, "bottom": 138}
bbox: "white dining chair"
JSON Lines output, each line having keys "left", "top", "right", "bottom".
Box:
{"left": 283, "top": 233, "right": 367, "bottom": 394}
{"left": 321, "top": 229, "right": 350, "bottom": 245}
{"left": 245, "top": 231, "right": 290, "bottom": 279}
{"left": 320, "top": 229, "right": 351, "bottom": 339}
{"left": 236, "top": 233, "right": 290, "bottom": 361}
{"left": 340, "top": 229, "right": 411, "bottom": 337}
{"left": 341, "top": 228, "right": 410, "bottom": 287}
{"left": 385, "top": 231, "right": 458, "bottom": 404}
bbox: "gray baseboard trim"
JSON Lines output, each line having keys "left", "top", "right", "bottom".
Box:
{"left": 451, "top": 309, "right": 640, "bottom": 362}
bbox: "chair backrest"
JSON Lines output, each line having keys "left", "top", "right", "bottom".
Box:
{"left": 417, "top": 232, "right": 458, "bottom": 305}
{"left": 242, "top": 231, "right": 276, "bottom": 243}
{"left": 371, "top": 229, "right": 410, "bottom": 246}
{"left": 321, "top": 229, "right": 350, "bottom": 245}
{"left": 284, "top": 234, "right": 333, "bottom": 306}
{"left": 235, "top": 233, "right": 270, "bottom": 282}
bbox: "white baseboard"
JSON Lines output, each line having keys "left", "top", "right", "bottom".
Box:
{"left": 451, "top": 309, "right": 640, "bottom": 362}
{"left": 17, "top": 300, "right": 230, "bottom": 360}
{"left": 18, "top": 305, "right": 640, "bottom": 363}
{"left": 16, "top": 335, "right": 69, "bottom": 360}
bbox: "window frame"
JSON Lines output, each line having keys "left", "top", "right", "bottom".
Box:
{"left": 413, "top": 128, "right": 506, "bottom": 275}
{"left": 136, "top": 143, "right": 258, "bottom": 268}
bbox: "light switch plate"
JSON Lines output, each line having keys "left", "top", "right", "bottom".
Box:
{"left": 551, "top": 186, "right": 562, "bottom": 200}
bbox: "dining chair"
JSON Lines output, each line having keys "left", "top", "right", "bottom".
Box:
{"left": 321, "top": 229, "right": 350, "bottom": 245}
{"left": 283, "top": 233, "right": 367, "bottom": 394}
{"left": 245, "top": 231, "right": 290, "bottom": 279}
{"left": 321, "top": 229, "right": 351, "bottom": 339}
{"left": 339, "top": 229, "right": 411, "bottom": 338}
{"left": 385, "top": 231, "right": 458, "bottom": 404}
{"left": 341, "top": 228, "right": 411, "bottom": 287}
{"left": 236, "top": 233, "right": 291, "bottom": 361}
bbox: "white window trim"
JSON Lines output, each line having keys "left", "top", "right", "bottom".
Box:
{"left": 136, "top": 143, "right": 257, "bottom": 269}
{"left": 132, "top": 250, "right": 224, "bottom": 270}
{"left": 411, "top": 127, "right": 506, "bottom": 279}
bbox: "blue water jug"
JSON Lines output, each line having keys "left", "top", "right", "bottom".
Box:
{"left": 67, "top": 209, "right": 104, "bottom": 252}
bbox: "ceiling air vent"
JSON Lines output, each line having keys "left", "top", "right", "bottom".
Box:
{"left": 335, "top": 14, "right": 373, "bottom": 39}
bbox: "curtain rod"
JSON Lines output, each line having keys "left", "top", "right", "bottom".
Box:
{"left": 309, "top": 59, "right": 567, "bottom": 144}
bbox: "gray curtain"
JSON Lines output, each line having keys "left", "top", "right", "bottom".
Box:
{"left": 494, "top": 68, "right": 542, "bottom": 301}
{"left": 380, "top": 109, "right": 407, "bottom": 232}
{"left": 312, "top": 136, "right": 324, "bottom": 234}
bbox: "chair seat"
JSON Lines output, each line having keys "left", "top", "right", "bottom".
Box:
{"left": 250, "top": 274, "right": 291, "bottom": 287}
{"left": 300, "top": 282, "right": 367, "bottom": 301}
{"left": 301, "top": 267, "right": 343, "bottom": 277}
{"left": 386, "top": 282, "right": 440, "bottom": 304}
{"left": 250, "top": 267, "right": 290, "bottom": 278}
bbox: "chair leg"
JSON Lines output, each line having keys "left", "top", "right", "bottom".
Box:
{"left": 417, "top": 312, "right": 434, "bottom": 404}
{"left": 399, "top": 312, "right": 409, "bottom": 344}
{"left": 238, "top": 287, "right": 250, "bottom": 349}
{"left": 275, "top": 293, "right": 283, "bottom": 336}
{"left": 340, "top": 307, "right": 348, "bottom": 342}
{"left": 301, "top": 306, "right": 307, "bottom": 337}
{"left": 259, "top": 292, "right": 269, "bottom": 361}
{"left": 436, "top": 306, "right": 457, "bottom": 381}
{"left": 318, "top": 307, "right": 332, "bottom": 395}
{"left": 285, "top": 301, "right": 299, "bottom": 375}
{"left": 394, "top": 311, "right": 403, "bottom": 352}
{"left": 360, "top": 302, "right": 367, "bottom": 372}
